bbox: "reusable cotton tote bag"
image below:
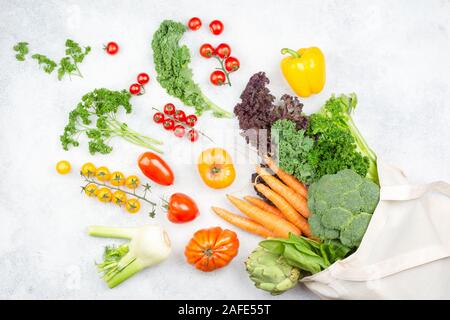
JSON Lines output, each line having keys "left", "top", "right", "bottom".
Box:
{"left": 301, "top": 160, "right": 450, "bottom": 299}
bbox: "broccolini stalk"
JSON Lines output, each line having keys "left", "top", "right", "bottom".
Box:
{"left": 152, "top": 20, "right": 232, "bottom": 118}
{"left": 60, "top": 88, "right": 163, "bottom": 154}
{"left": 89, "top": 225, "right": 171, "bottom": 288}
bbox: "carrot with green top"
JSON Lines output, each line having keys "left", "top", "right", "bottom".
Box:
{"left": 255, "top": 183, "right": 311, "bottom": 237}
{"left": 212, "top": 207, "right": 274, "bottom": 238}
{"left": 226, "top": 195, "right": 301, "bottom": 238}
{"left": 264, "top": 155, "right": 308, "bottom": 198}
{"left": 256, "top": 165, "right": 310, "bottom": 218}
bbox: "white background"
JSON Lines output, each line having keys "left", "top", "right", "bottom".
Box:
{"left": 1, "top": 0, "right": 450, "bottom": 300}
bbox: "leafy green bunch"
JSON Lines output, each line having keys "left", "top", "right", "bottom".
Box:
{"left": 13, "top": 42, "right": 29, "bottom": 61}
{"left": 307, "top": 93, "right": 378, "bottom": 184}
{"left": 60, "top": 88, "right": 163, "bottom": 154}
{"left": 152, "top": 20, "right": 232, "bottom": 117}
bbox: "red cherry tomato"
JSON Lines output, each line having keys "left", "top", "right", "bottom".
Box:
{"left": 104, "top": 42, "right": 119, "bottom": 55}
{"left": 174, "top": 110, "right": 186, "bottom": 123}
{"left": 138, "top": 152, "right": 174, "bottom": 186}
{"left": 163, "top": 103, "right": 176, "bottom": 115}
{"left": 153, "top": 112, "right": 165, "bottom": 124}
{"left": 187, "top": 129, "right": 199, "bottom": 142}
{"left": 199, "top": 44, "right": 215, "bottom": 58}
{"left": 166, "top": 193, "right": 199, "bottom": 223}
{"left": 188, "top": 17, "right": 202, "bottom": 31}
{"left": 224, "top": 57, "right": 240, "bottom": 72}
{"left": 185, "top": 114, "right": 198, "bottom": 127}
{"left": 129, "top": 83, "right": 141, "bottom": 95}
{"left": 137, "top": 73, "right": 150, "bottom": 85}
{"left": 173, "top": 125, "right": 186, "bottom": 138}
{"left": 209, "top": 20, "right": 224, "bottom": 35}
{"left": 215, "top": 43, "right": 231, "bottom": 59}
{"left": 210, "top": 70, "right": 226, "bottom": 86}
{"left": 163, "top": 118, "right": 175, "bottom": 130}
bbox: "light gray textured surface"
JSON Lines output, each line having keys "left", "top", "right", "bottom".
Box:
{"left": 1, "top": 0, "right": 449, "bottom": 300}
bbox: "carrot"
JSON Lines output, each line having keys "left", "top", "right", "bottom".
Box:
{"left": 264, "top": 156, "right": 308, "bottom": 198}
{"left": 256, "top": 165, "right": 310, "bottom": 218}
{"left": 212, "top": 207, "right": 274, "bottom": 238}
{"left": 244, "top": 196, "right": 285, "bottom": 218}
{"left": 255, "top": 183, "right": 311, "bottom": 237}
{"left": 226, "top": 195, "right": 301, "bottom": 238}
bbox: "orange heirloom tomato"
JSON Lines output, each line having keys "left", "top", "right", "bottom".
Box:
{"left": 184, "top": 227, "right": 239, "bottom": 272}
{"left": 197, "top": 148, "right": 236, "bottom": 189}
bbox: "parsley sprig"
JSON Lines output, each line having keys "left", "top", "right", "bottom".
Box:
{"left": 60, "top": 88, "right": 163, "bottom": 155}
{"left": 13, "top": 39, "right": 91, "bottom": 80}
{"left": 13, "top": 42, "right": 29, "bottom": 61}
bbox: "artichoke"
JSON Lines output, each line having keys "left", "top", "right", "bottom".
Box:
{"left": 245, "top": 247, "right": 300, "bottom": 295}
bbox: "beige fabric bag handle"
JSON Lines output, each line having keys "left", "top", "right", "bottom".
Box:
{"left": 331, "top": 180, "right": 450, "bottom": 281}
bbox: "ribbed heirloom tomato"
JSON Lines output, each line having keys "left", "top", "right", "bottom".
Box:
{"left": 185, "top": 227, "right": 239, "bottom": 272}
{"left": 197, "top": 148, "right": 236, "bottom": 189}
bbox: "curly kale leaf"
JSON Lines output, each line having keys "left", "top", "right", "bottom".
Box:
{"left": 271, "top": 119, "right": 315, "bottom": 185}
{"left": 31, "top": 54, "right": 57, "bottom": 73}
{"left": 152, "top": 20, "right": 231, "bottom": 117}
{"left": 307, "top": 93, "right": 378, "bottom": 184}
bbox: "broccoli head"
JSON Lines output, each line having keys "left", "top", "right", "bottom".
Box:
{"left": 307, "top": 169, "right": 380, "bottom": 249}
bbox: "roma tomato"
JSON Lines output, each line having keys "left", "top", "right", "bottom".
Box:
{"left": 138, "top": 152, "right": 174, "bottom": 186}
{"left": 215, "top": 43, "right": 231, "bottom": 59}
{"left": 188, "top": 17, "right": 202, "bottom": 31}
{"left": 197, "top": 148, "right": 236, "bottom": 189}
{"left": 166, "top": 193, "right": 199, "bottom": 223}
{"left": 210, "top": 70, "right": 226, "bottom": 86}
{"left": 209, "top": 20, "right": 224, "bottom": 35}
{"left": 224, "top": 57, "right": 240, "bottom": 72}
{"left": 185, "top": 227, "right": 239, "bottom": 272}
{"left": 199, "top": 44, "right": 215, "bottom": 58}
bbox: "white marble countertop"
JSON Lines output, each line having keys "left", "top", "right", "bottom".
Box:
{"left": 1, "top": 0, "right": 449, "bottom": 300}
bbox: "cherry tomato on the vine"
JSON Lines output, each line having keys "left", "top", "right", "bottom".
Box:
{"left": 210, "top": 70, "right": 226, "bottom": 86}
{"left": 224, "top": 57, "right": 240, "bottom": 72}
{"left": 173, "top": 125, "right": 186, "bottom": 138}
{"left": 215, "top": 43, "right": 231, "bottom": 59}
{"left": 174, "top": 110, "right": 186, "bottom": 123}
{"left": 137, "top": 73, "right": 150, "bottom": 85}
{"left": 104, "top": 42, "right": 119, "bottom": 55}
{"left": 209, "top": 20, "right": 224, "bottom": 35}
{"left": 199, "top": 44, "right": 215, "bottom": 58}
{"left": 153, "top": 112, "right": 165, "bottom": 124}
{"left": 185, "top": 114, "right": 198, "bottom": 127}
{"left": 188, "top": 17, "right": 202, "bottom": 31}
{"left": 129, "top": 83, "right": 141, "bottom": 95}
{"left": 163, "top": 118, "right": 175, "bottom": 131}
{"left": 187, "top": 129, "right": 199, "bottom": 142}
{"left": 163, "top": 103, "right": 176, "bottom": 115}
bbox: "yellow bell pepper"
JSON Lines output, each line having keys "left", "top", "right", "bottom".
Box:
{"left": 280, "top": 47, "right": 326, "bottom": 97}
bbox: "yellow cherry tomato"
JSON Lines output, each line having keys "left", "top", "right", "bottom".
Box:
{"left": 81, "top": 162, "right": 97, "bottom": 177}
{"left": 96, "top": 166, "right": 111, "bottom": 182}
{"left": 125, "top": 198, "right": 141, "bottom": 214}
{"left": 112, "top": 190, "right": 127, "bottom": 206}
{"left": 97, "top": 187, "right": 112, "bottom": 202}
{"left": 110, "top": 171, "right": 126, "bottom": 187}
{"left": 84, "top": 183, "right": 98, "bottom": 197}
{"left": 56, "top": 160, "right": 71, "bottom": 174}
{"left": 125, "top": 175, "right": 141, "bottom": 189}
